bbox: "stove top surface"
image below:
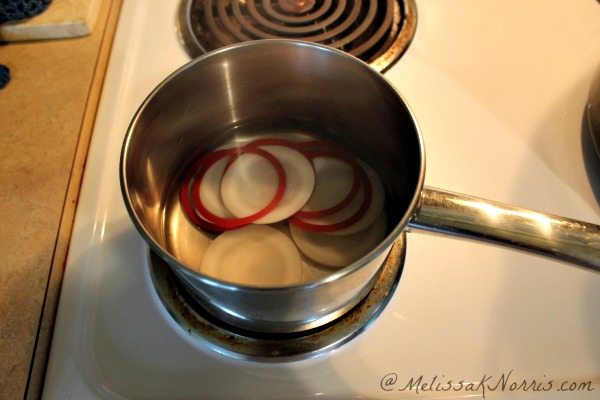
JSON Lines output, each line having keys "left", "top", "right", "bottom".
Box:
{"left": 43, "top": 0, "right": 600, "bottom": 398}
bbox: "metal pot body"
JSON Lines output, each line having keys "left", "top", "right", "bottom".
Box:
{"left": 120, "top": 40, "right": 424, "bottom": 334}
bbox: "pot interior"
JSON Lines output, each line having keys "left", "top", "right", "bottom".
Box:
{"left": 121, "top": 40, "right": 423, "bottom": 287}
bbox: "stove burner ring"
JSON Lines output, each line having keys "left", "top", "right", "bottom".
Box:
{"left": 148, "top": 236, "right": 406, "bottom": 361}
{"left": 177, "top": 0, "right": 417, "bottom": 72}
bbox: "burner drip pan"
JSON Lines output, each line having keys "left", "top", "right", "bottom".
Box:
{"left": 177, "top": 0, "right": 417, "bottom": 72}
{"left": 148, "top": 235, "right": 406, "bottom": 361}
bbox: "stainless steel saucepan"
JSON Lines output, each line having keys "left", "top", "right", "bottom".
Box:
{"left": 120, "top": 40, "right": 600, "bottom": 334}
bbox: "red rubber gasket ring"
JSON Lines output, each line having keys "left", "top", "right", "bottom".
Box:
{"left": 293, "top": 148, "right": 362, "bottom": 219}
{"left": 288, "top": 162, "right": 372, "bottom": 233}
{"left": 191, "top": 146, "right": 287, "bottom": 229}
{"left": 179, "top": 148, "right": 240, "bottom": 232}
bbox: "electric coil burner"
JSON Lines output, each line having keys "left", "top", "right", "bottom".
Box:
{"left": 149, "top": 237, "right": 406, "bottom": 360}
{"left": 177, "top": 0, "right": 417, "bottom": 71}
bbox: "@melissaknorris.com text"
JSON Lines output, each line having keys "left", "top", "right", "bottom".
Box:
{"left": 379, "top": 370, "right": 595, "bottom": 398}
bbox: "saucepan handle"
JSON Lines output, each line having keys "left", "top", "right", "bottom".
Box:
{"left": 408, "top": 187, "right": 600, "bottom": 272}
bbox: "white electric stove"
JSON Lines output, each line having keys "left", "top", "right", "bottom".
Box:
{"left": 43, "top": 0, "right": 600, "bottom": 398}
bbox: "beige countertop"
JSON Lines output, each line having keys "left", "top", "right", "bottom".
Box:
{"left": 0, "top": 0, "right": 103, "bottom": 41}
{"left": 0, "top": 0, "right": 121, "bottom": 398}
